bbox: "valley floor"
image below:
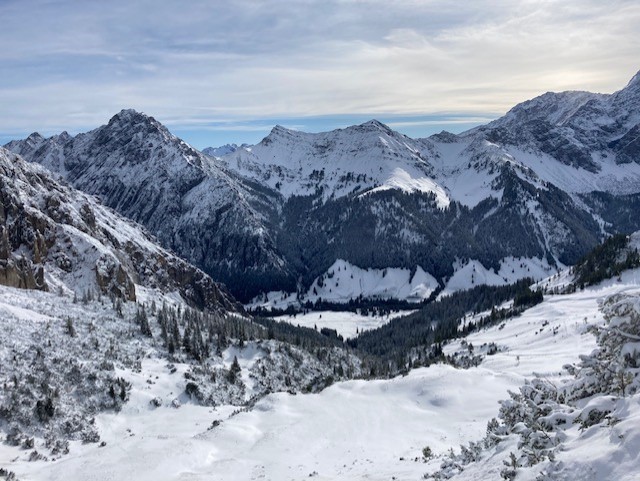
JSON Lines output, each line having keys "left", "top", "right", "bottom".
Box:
{"left": 273, "top": 309, "right": 414, "bottom": 339}
{"left": 2, "top": 271, "right": 640, "bottom": 480}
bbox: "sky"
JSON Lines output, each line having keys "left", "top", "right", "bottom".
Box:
{"left": 0, "top": 0, "right": 639, "bottom": 149}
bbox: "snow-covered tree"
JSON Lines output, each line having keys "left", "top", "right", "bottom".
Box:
{"left": 571, "top": 294, "right": 640, "bottom": 400}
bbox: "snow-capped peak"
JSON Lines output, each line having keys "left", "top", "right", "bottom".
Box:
{"left": 25, "top": 131, "right": 44, "bottom": 144}
{"left": 104, "top": 108, "right": 175, "bottom": 143}
{"left": 270, "top": 124, "right": 293, "bottom": 135}
{"left": 612, "top": 69, "right": 640, "bottom": 112}
{"left": 356, "top": 119, "right": 397, "bottom": 135}
{"left": 202, "top": 143, "right": 242, "bottom": 158}
{"left": 491, "top": 90, "right": 603, "bottom": 128}
{"left": 223, "top": 120, "right": 439, "bottom": 201}
{"left": 55, "top": 131, "right": 73, "bottom": 142}
{"left": 107, "top": 108, "right": 151, "bottom": 125}
{"left": 259, "top": 124, "right": 307, "bottom": 146}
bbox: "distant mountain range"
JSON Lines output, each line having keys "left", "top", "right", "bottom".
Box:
{"left": 202, "top": 143, "right": 247, "bottom": 157}
{"left": 6, "top": 70, "right": 640, "bottom": 304}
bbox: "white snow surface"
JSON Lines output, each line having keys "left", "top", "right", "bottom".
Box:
{"left": 437, "top": 269, "right": 640, "bottom": 481}
{"left": 248, "top": 259, "right": 439, "bottom": 310}
{"left": 251, "top": 257, "right": 557, "bottom": 312}
{"left": 498, "top": 146, "right": 640, "bottom": 196}
{"left": 4, "top": 269, "right": 640, "bottom": 480}
{"left": 361, "top": 167, "right": 451, "bottom": 208}
{"left": 440, "top": 256, "right": 560, "bottom": 297}
{"left": 223, "top": 121, "right": 446, "bottom": 202}
{"left": 273, "top": 309, "right": 413, "bottom": 340}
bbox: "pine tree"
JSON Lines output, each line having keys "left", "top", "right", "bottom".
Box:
{"left": 136, "top": 306, "right": 152, "bottom": 337}
{"left": 65, "top": 318, "right": 76, "bottom": 337}
{"left": 227, "top": 356, "right": 241, "bottom": 384}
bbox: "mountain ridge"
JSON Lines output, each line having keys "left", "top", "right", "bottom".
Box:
{"left": 6, "top": 70, "right": 640, "bottom": 304}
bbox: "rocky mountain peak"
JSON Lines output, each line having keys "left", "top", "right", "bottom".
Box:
{"left": 260, "top": 124, "right": 303, "bottom": 147}
{"left": 271, "top": 124, "right": 288, "bottom": 133}
{"left": 55, "top": 131, "right": 73, "bottom": 143}
{"left": 612, "top": 69, "right": 640, "bottom": 114}
{"left": 83, "top": 108, "right": 209, "bottom": 172}
{"left": 429, "top": 131, "right": 459, "bottom": 143}
{"left": 498, "top": 90, "right": 600, "bottom": 128}
{"left": 359, "top": 119, "right": 393, "bottom": 133}
{"left": 107, "top": 108, "right": 151, "bottom": 126}
{"left": 340, "top": 119, "right": 399, "bottom": 139}
{"left": 102, "top": 109, "right": 179, "bottom": 145}
{"left": 202, "top": 143, "right": 241, "bottom": 157}
{"left": 25, "top": 132, "right": 44, "bottom": 144}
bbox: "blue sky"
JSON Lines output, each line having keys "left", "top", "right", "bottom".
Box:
{"left": 1, "top": 0, "right": 639, "bottom": 149}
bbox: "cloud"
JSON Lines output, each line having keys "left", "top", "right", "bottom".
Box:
{"left": 0, "top": 0, "right": 639, "bottom": 140}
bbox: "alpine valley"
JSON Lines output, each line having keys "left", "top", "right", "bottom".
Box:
{"left": 1, "top": 71, "right": 640, "bottom": 481}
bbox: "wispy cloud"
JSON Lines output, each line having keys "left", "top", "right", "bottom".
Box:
{"left": 1, "top": 0, "right": 638, "bottom": 145}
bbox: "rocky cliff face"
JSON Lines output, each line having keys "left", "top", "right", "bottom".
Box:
{"left": 0, "top": 147, "right": 239, "bottom": 313}
{"left": 476, "top": 70, "right": 640, "bottom": 172}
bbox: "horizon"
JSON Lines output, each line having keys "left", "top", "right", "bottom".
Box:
{"left": 0, "top": 111, "right": 499, "bottom": 151}
{"left": 1, "top": 1, "right": 639, "bottom": 149}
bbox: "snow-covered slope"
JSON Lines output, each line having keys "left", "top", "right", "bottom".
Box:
{"left": 0, "top": 146, "right": 238, "bottom": 312}
{"left": 250, "top": 255, "right": 560, "bottom": 311}
{"left": 4, "top": 262, "right": 640, "bottom": 480}
{"left": 272, "top": 309, "right": 412, "bottom": 339}
{"left": 249, "top": 259, "right": 439, "bottom": 310}
{"left": 223, "top": 120, "right": 445, "bottom": 203}
{"left": 430, "top": 270, "right": 640, "bottom": 481}
{"left": 465, "top": 68, "right": 640, "bottom": 182}
{"left": 0, "top": 278, "right": 361, "bottom": 476}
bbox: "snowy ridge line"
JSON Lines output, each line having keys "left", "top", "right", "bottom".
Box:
{"left": 222, "top": 120, "right": 439, "bottom": 202}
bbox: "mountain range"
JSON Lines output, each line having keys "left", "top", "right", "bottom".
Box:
{"left": 2, "top": 70, "right": 640, "bottom": 481}
{"left": 6, "top": 70, "right": 640, "bottom": 304}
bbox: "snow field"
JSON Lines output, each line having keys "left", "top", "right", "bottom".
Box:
{"left": 273, "top": 309, "right": 414, "bottom": 339}
{"left": 3, "top": 271, "right": 640, "bottom": 480}
{"left": 249, "top": 259, "right": 439, "bottom": 310}
{"left": 252, "top": 256, "right": 557, "bottom": 326}
{"left": 3, "top": 363, "right": 522, "bottom": 481}
{"left": 440, "top": 256, "right": 559, "bottom": 298}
